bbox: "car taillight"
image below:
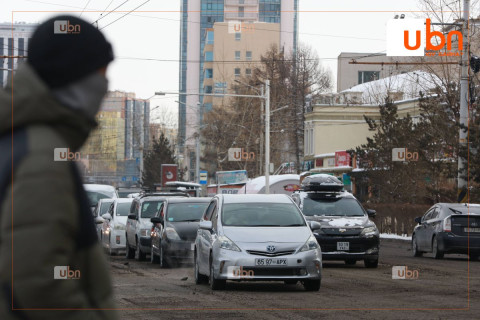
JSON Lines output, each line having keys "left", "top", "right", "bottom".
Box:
{"left": 151, "top": 226, "right": 155, "bottom": 237}
{"left": 443, "top": 217, "right": 452, "bottom": 232}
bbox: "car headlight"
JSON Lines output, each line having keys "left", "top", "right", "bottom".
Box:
{"left": 165, "top": 227, "right": 181, "bottom": 240}
{"left": 300, "top": 235, "right": 320, "bottom": 252}
{"left": 218, "top": 235, "right": 241, "bottom": 252}
{"left": 114, "top": 224, "right": 126, "bottom": 230}
{"left": 361, "top": 226, "right": 377, "bottom": 235}
{"left": 140, "top": 229, "right": 150, "bottom": 237}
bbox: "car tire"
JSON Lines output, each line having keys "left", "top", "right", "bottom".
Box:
{"left": 303, "top": 279, "right": 321, "bottom": 291}
{"left": 125, "top": 236, "right": 135, "bottom": 259}
{"left": 284, "top": 280, "right": 297, "bottom": 285}
{"left": 209, "top": 257, "right": 226, "bottom": 290}
{"left": 135, "top": 238, "right": 146, "bottom": 261}
{"left": 412, "top": 235, "right": 423, "bottom": 257}
{"left": 345, "top": 259, "right": 356, "bottom": 265}
{"left": 432, "top": 236, "right": 444, "bottom": 259}
{"left": 159, "top": 245, "right": 169, "bottom": 268}
{"left": 194, "top": 251, "right": 208, "bottom": 284}
{"left": 364, "top": 258, "right": 378, "bottom": 268}
{"left": 151, "top": 246, "right": 159, "bottom": 264}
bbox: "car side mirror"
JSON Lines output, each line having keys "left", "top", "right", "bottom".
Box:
{"left": 366, "top": 209, "right": 376, "bottom": 217}
{"left": 199, "top": 220, "right": 213, "bottom": 230}
{"left": 128, "top": 214, "right": 137, "bottom": 220}
{"left": 101, "top": 213, "right": 112, "bottom": 221}
{"left": 94, "top": 217, "right": 104, "bottom": 224}
{"left": 151, "top": 217, "right": 163, "bottom": 224}
{"left": 308, "top": 221, "right": 321, "bottom": 231}
{"left": 414, "top": 217, "right": 422, "bottom": 224}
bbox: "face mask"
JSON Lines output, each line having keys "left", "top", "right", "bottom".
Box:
{"left": 52, "top": 72, "right": 109, "bottom": 119}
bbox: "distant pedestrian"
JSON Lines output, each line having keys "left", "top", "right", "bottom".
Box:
{"left": 0, "top": 16, "right": 117, "bottom": 319}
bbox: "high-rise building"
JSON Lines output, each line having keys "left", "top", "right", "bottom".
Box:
{"left": 179, "top": 0, "right": 298, "bottom": 181}
{"left": 0, "top": 22, "right": 37, "bottom": 87}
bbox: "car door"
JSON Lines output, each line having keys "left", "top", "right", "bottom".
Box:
{"left": 103, "top": 203, "right": 114, "bottom": 246}
{"left": 198, "top": 200, "right": 216, "bottom": 274}
{"left": 127, "top": 200, "right": 138, "bottom": 246}
{"left": 155, "top": 203, "right": 165, "bottom": 252}
{"left": 425, "top": 206, "right": 440, "bottom": 250}
{"left": 416, "top": 208, "right": 433, "bottom": 250}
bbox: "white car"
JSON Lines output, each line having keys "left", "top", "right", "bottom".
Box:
{"left": 101, "top": 198, "right": 133, "bottom": 255}
{"left": 92, "top": 198, "right": 114, "bottom": 240}
{"left": 84, "top": 184, "right": 118, "bottom": 210}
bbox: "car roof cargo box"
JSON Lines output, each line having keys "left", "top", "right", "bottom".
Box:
{"left": 301, "top": 174, "right": 344, "bottom": 192}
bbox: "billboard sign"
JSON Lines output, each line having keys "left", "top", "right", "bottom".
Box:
{"left": 335, "top": 151, "right": 351, "bottom": 167}
{"left": 216, "top": 170, "right": 248, "bottom": 185}
{"left": 161, "top": 164, "right": 178, "bottom": 186}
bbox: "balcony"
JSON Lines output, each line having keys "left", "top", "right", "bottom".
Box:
{"left": 225, "top": 0, "right": 258, "bottom": 6}
{"left": 224, "top": 11, "right": 258, "bottom": 20}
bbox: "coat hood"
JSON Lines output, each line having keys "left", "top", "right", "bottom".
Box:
{"left": 0, "top": 62, "right": 97, "bottom": 150}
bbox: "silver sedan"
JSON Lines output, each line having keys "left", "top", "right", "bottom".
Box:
{"left": 194, "top": 194, "right": 322, "bottom": 291}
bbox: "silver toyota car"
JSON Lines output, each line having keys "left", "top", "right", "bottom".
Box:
{"left": 194, "top": 194, "right": 322, "bottom": 291}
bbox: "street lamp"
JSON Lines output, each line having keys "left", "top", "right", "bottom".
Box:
{"left": 176, "top": 100, "right": 201, "bottom": 183}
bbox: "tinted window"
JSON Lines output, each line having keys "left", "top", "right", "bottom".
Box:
{"left": 204, "top": 202, "right": 216, "bottom": 221}
{"left": 166, "top": 203, "right": 209, "bottom": 222}
{"left": 100, "top": 201, "right": 113, "bottom": 215}
{"left": 302, "top": 197, "right": 365, "bottom": 217}
{"left": 222, "top": 203, "right": 305, "bottom": 227}
{"left": 86, "top": 191, "right": 114, "bottom": 207}
{"left": 116, "top": 203, "right": 132, "bottom": 216}
{"left": 141, "top": 201, "right": 163, "bottom": 218}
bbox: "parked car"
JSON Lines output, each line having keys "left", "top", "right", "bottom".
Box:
{"left": 101, "top": 198, "right": 133, "bottom": 255}
{"left": 194, "top": 194, "right": 322, "bottom": 291}
{"left": 92, "top": 198, "right": 114, "bottom": 239}
{"left": 125, "top": 192, "right": 188, "bottom": 261}
{"left": 292, "top": 174, "right": 379, "bottom": 268}
{"left": 150, "top": 197, "right": 211, "bottom": 267}
{"left": 412, "top": 203, "right": 480, "bottom": 260}
{"left": 84, "top": 184, "right": 118, "bottom": 211}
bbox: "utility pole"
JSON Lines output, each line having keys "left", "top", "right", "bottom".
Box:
{"left": 265, "top": 80, "right": 271, "bottom": 194}
{"left": 458, "top": 0, "right": 470, "bottom": 203}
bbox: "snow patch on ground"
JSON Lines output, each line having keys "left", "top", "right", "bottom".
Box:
{"left": 380, "top": 233, "right": 412, "bottom": 241}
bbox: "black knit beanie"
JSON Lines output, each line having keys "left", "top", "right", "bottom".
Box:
{"left": 28, "top": 15, "right": 114, "bottom": 89}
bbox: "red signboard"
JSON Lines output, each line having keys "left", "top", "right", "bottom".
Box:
{"left": 335, "top": 151, "right": 351, "bottom": 167}
{"left": 161, "top": 164, "right": 178, "bottom": 186}
{"left": 315, "top": 158, "right": 323, "bottom": 168}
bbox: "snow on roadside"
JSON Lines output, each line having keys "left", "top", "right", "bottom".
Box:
{"left": 380, "top": 233, "right": 412, "bottom": 241}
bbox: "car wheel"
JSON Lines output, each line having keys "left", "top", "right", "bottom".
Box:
{"left": 469, "top": 254, "right": 479, "bottom": 261}
{"left": 303, "top": 279, "right": 321, "bottom": 291}
{"left": 284, "top": 280, "right": 297, "bottom": 285}
{"left": 432, "top": 236, "right": 444, "bottom": 259}
{"left": 364, "top": 258, "right": 378, "bottom": 268}
{"left": 150, "top": 246, "right": 159, "bottom": 264}
{"left": 125, "top": 236, "right": 135, "bottom": 259}
{"left": 345, "top": 259, "right": 357, "bottom": 265}
{"left": 159, "top": 245, "right": 169, "bottom": 268}
{"left": 135, "top": 238, "right": 146, "bottom": 261}
{"left": 194, "top": 251, "right": 208, "bottom": 284}
{"left": 209, "top": 257, "right": 226, "bottom": 290}
{"left": 412, "top": 235, "right": 423, "bottom": 257}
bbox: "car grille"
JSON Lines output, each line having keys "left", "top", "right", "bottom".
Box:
{"left": 242, "top": 267, "right": 306, "bottom": 276}
{"left": 246, "top": 250, "right": 296, "bottom": 257}
{"left": 320, "top": 228, "right": 362, "bottom": 236}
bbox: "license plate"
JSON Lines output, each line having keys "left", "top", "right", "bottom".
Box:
{"left": 337, "top": 242, "right": 349, "bottom": 251}
{"left": 255, "top": 258, "right": 288, "bottom": 266}
{"left": 464, "top": 228, "right": 480, "bottom": 233}
{"left": 191, "top": 243, "right": 195, "bottom": 250}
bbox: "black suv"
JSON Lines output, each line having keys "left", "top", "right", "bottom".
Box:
{"left": 292, "top": 174, "right": 379, "bottom": 268}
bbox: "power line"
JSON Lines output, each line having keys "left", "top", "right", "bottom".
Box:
{"left": 79, "top": 0, "right": 92, "bottom": 18}
{"left": 100, "top": 0, "right": 152, "bottom": 30}
{"left": 92, "top": 0, "right": 131, "bottom": 24}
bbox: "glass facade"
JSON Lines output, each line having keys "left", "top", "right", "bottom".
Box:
{"left": 259, "top": 0, "right": 281, "bottom": 23}
{"left": 205, "top": 51, "right": 213, "bottom": 61}
{"left": 179, "top": 0, "right": 189, "bottom": 153}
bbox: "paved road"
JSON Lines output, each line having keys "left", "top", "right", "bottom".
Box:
{"left": 107, "top": 239, "right": 479, "bottom": 320}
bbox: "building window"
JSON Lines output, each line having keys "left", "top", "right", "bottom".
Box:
{"left": 234, "top": 68, "right": 241, "bottom": 77}
{"left": 235, "top": 51, "right": 241, "bottom": 60}
{"left": 246, "top": 51, "right": 252, "bottom": 60}
{"left": 205, "top": 69, "right": 213, "bottom": 79}
{"left": 358, "top": 71, "right": 380, "bottom": 85}
{"left": 207, "top": 3, "right": 212, "bottom": 9}
{"left": 205, "top": 86, "right": 213, "bottom": 93}
{"left": 246, "top": 68, "right": 252, "bottom": 76}
{"left": 235, "top": 33, "right": 241, "bottom": 41}
{"left": 205, "top": 51, "right": 213, "bottom": 62}
{"left": 206, "top": 31, "right": 214, "bottom": 44}
{"left": 238, "top": 7, "right": 244, "bottom": 18}
{"left": 310, "top": 129, "right": 314, "bottom": 155}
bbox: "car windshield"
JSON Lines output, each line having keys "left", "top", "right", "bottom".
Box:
{"left": 302, "top": 197, "right": 365, "bottom": 217}
{"left": 86, "top": 191, "right": 115, "bottom": 207}
{"left": 166, "top": 203, "right": 209, "bottom": 222}
{"left": 142, "top": 201, "right": 164, "bottom": 218}
{"left": 116, "top": 203, "right": 131, "bottom": 216}
{"left": 100, "top": 201, "right": 113, "bottom": 215}
{"left": 222, "top": 203, "right": 306, "bottom": 227}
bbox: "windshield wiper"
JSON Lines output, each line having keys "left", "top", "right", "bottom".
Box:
{"left": 448, "top": 208, "right": 462, "bottom": 215}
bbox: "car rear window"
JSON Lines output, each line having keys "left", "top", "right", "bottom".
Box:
{"left": 116, "top": 203, "right": 132, "bottom": 216}
{"left": 166, "top": 203, "right": 209, "bottom": 222}
{"left": 86, "top": 191, "right": 115, "bottom": 206}
{"left": 302, "top": 197, "right": 365, "bottom": 217}
{"left": 141, "top": 201, "right": 164, "bottom": 218}
{"left": 222, "top": 203, "right": 306, "bottom": 227}
{"left": 100, "top": 201, "right": 113, "bottom": 215}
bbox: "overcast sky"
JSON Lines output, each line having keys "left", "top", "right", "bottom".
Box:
{"left": 3, "top": 0, "right": 424, "bottom": 125}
